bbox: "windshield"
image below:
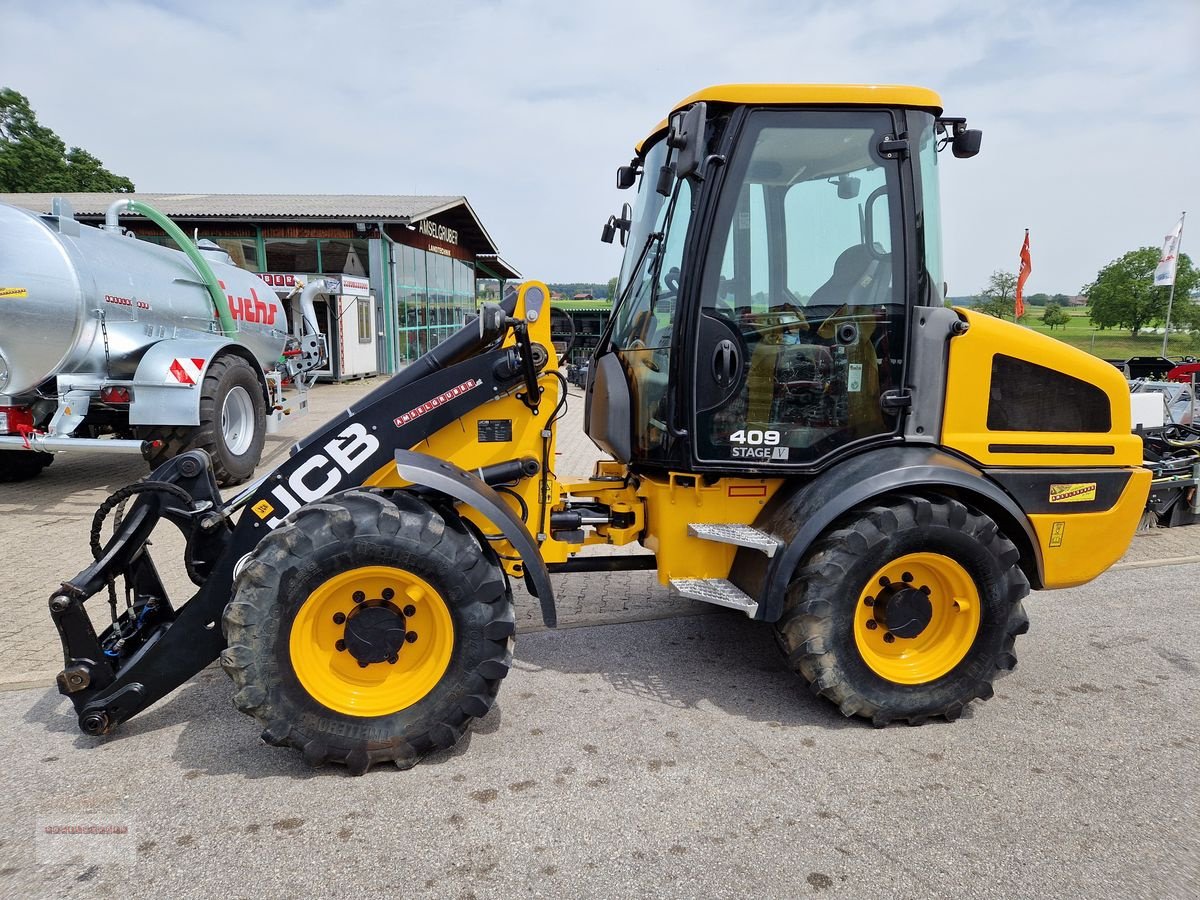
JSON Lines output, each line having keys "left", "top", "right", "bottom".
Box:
{"left": 616, "top": 139, "right": 670, "bottom": 298}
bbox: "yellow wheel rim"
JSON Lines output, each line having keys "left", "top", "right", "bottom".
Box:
{"left": 289, "top": 566, "right": 454, "bottom": 717}
{"left": 853, "top": 552, "right": 981, "bottom": 685}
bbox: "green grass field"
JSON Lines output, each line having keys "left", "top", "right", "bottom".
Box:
{"left": 1013, "top": 307, "right": 1194, "bottom": 360}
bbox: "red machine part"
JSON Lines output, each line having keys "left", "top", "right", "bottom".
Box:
{"left": 0, "top": 405, "right": 34, "bottom": 435}
{"left": 1166, "top": 362, "right": 1200, "bottom": 384}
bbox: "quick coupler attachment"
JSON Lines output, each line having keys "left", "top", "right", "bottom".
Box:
{"left": 49, "top": 450, "right": 228, "bottom": 733}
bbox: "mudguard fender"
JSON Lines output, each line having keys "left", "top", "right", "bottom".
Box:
{"left": 393, "top": 449, "right": 557, "bottom": 627}
{"left": 730, "top": 446, "right": 1044, "bottom": 623}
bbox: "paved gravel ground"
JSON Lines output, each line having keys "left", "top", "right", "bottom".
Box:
{"left": 0, "top": 561, "right": 1196, "bottom": 900}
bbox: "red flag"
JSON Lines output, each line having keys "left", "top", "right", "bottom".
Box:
{"left": 1015, "top": 230, "right": 1031, "bottom": 319}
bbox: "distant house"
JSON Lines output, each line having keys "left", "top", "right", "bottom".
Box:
{"left": 573, "top": 292, "right": 594, "bottom": 301}
{"left": 1068, "top": 295, "right": 1088, "bottom": 307}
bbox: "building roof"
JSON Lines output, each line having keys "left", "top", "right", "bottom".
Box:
{"left": 0, "top": 192, "right": 510, "bottom": 260}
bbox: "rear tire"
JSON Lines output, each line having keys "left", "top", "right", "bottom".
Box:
{"left": 138, "top": 354, "right": 266, "bottom": 487}
{"left": 220, "top": 489, "right": 514, "bottom": 774}
{"left": 0, "top": 449, "right": 53, "bottom": 482}
{"left": 775, "top": 493, "right": 1030, "bottom": 726}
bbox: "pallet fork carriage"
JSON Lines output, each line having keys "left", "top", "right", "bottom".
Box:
{"left": 51, "top": 85, "right": 1150, "bottom": 772}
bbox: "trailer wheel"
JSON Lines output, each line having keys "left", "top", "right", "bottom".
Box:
{"left": 775, "top": 493, "right": 1030, "bottom": 726}
{"left": 139, "top": 354, "right": 266, "bottom": 486}
{"left": 0, "top": 449, "right": 53, "bottom": 482}
{"left": 220, "top": 489, "right": 514, "bottom": 774}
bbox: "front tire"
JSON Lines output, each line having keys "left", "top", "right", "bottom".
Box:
{"left": 775, "top": 493, "right": 1030, "bottom": 726}
{"left": 220, "top": 489, "right": 514, "bottom": 774}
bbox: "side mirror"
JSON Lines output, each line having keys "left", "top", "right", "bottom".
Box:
{"left": 837, "top": 175, "right": 861, "bottom": 199}
{"left": 616, "top": 164, "right": 639, "bottom": 190}
{"left": 952, "top": 128, "right": 982, "bottom": 159}
{"left": 670, "top": 102, "right": 707, "bottom": 179}
{"left": 600, "top": 202, "right": 633, "bottom": 246}
{"left": 478, "top": 302, "right": 507, "bottom": 344}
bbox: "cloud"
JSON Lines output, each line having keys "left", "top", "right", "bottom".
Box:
{"left": 4, "top": 0, "right": 1197, "bottom": 293}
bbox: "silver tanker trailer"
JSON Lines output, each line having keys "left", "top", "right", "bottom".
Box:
{"left": 0, "top": 197, "right": 327, "bottom": 485}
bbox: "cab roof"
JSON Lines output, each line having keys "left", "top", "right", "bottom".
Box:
{"left": 635, "top": 83, "right": 944, "bottom": 153}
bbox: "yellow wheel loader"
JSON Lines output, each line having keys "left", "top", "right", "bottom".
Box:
{"left": 50, "top": 85, "right": 1150, "bottom": 773}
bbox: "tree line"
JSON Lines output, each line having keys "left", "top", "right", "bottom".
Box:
{"left": 966, "top": 247, "right": 1199, "bottom": 338}
{"left": 1, "top": 88, "right": 133, "bottom": 192}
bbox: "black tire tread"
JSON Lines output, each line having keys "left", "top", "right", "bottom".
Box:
{"left": 220, "top": 488, "right": 514, "bottom": 774}
{"left": 775, "top": 492, "right": 1030, "bottom": 727}
{"left": 0, "top": 449, "right": 53, "bottom": 482}
{"left": 138, "top": 354, "right": 265, "bottom": 487}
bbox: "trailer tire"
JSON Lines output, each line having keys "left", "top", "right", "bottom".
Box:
{"left": 774, "top": 492, "right": 1030, "bottom": 726}
{"left": 0, "top": 449, "right": 53, "bottom": 482}
{"left": 138, "top": 354, "right": 266, "bottom": 487}
{"left": 221, "top": 489, "right": 514, "bottom": 774}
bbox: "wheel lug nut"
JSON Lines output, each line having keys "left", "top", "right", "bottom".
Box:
{"left": 332, "top": 612, "right": 346, "bottom": 625}
{"left": 358, "top": 660, "right": 369, "bottom": 668}
{"left": 864, "top": 596, "right": 874, "bottom": 607}
{"left": 920, "top": 585, "right": 931, "bottom": 595}
{"left": 883, "top": 632, "right": 896, "bottom": 643}
{"left": 352, "top": 591, "right": 365, "bottom": 604}
{"left": 866, "top": 620, "right": 878, "bottom": 630}
{"left": 381, "top": 588, "right": 395, "bottom": 601}
{"left": 403, "top": 604, "right": 416, "bottom": 617}
{"left": 335, "top": 639, "right": 346, "bottom": 652}
{"left": 878, "top": 576, "right": 890, "bottom": 587}
{"left": 405, "top": 632, "right": 418, "bottom": 643}
{"left": 902, "top": 572, "right": 913, "bottom": 583}
{"left": 388, "top": 654, "right": 398, "bottom": 665}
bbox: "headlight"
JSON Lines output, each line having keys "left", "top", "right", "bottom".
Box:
{"left": 0, "top": 351, "right": 9, "bottom": 393}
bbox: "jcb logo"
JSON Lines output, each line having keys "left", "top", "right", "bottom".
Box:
{"left": 262, "top": 423, "right": 379, "bottom": 528}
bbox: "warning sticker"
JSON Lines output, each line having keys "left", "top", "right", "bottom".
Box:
{"left": 1049, "top": 482, "right": 1097, "bottom": 504}
{"left": 0, "top": 287, "right": 28, "bottom": 299}
{"left": 847, "top": 363, "right": 863, "bottom": 393}
{"left": 167, "top": 357, "right": 206, "bottom": 385}
{"left": 252, "top": 499, "right": 275, "bottom": 519}
{"left": 1049, "top": 521, "right": 1065, "bottom": 547}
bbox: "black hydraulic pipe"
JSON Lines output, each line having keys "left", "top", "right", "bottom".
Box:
{"left": 546, "top": 555, "right": 658, "bottom": 574}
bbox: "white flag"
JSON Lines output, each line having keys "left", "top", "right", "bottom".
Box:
{"left": 1154, "top": 216, "right": 1184, "bottom": 287}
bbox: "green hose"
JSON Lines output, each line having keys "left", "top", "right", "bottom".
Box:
{"left": 113, "top": 199, "right": 238, "bottom": 338}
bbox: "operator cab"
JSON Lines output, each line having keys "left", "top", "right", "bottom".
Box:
{"left": 587, "top": 84, "right": 979, "bottom": 475}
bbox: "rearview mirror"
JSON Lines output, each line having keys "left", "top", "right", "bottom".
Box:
{"left": 616, "top": 164, "right": 639, "bottom": 190}
{"left": 837, "top": 175, "right": 861, "bottom": 199}
{"left": 952, "top": 128, "right": 982, "bottom": 159}
{"left": 669, "top": 101, "right": 707, "bottom": 180}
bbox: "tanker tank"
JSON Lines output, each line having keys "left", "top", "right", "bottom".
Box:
{"left": 0, "top": 198, "right": 326, "bottom": 485}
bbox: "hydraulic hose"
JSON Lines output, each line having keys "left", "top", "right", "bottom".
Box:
{"left": 105, "top": 199, "right": 238, "bottom": 338}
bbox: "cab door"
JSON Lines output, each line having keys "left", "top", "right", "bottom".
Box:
{"left": 691, "top": 108, "right": 909, "bottom": 471}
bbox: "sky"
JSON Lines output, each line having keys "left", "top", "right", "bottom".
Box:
{"left": 2, "top": 0, "right": 1197, "bottom": 295}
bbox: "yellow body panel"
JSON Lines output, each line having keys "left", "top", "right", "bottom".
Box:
{"left": 637, "top": 83, "right": 943, "bottom": 153}
{"left": 637, "top": 473, "right": 784, "bottom": 583}
{"left": 1029, "top": 468, "right": 1151, "bottom": 588}
{"left": 942, "top": 309, "right": 1142, "bottom": 468}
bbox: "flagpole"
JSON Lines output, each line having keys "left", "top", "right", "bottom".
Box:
{"left": 1161, "top": 211, "right": 1187, "bottom": 358}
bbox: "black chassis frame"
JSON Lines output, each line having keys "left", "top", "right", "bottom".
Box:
{"left": 50, "top": 321, "right": 555, "bottom": 736}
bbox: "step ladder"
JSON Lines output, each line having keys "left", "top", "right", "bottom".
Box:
{"left": 668, "top": 523, "right": 782, "bottom": 617}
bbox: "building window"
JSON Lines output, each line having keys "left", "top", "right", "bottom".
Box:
{"left": 264, "top": 238, "right": 319, "bottom": 272}
{"left": 357, "top": 298, "right": 373, "bottom": 344}
{"left": 322, "top": 239, "right": 370, "bottom": 276}
{"left": 207, "top": 237, "right": 259, "bottom": 272}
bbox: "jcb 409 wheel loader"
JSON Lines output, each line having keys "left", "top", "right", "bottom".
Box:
{"left": 50, "top": 85, "right": 1150, "bottom": 773}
